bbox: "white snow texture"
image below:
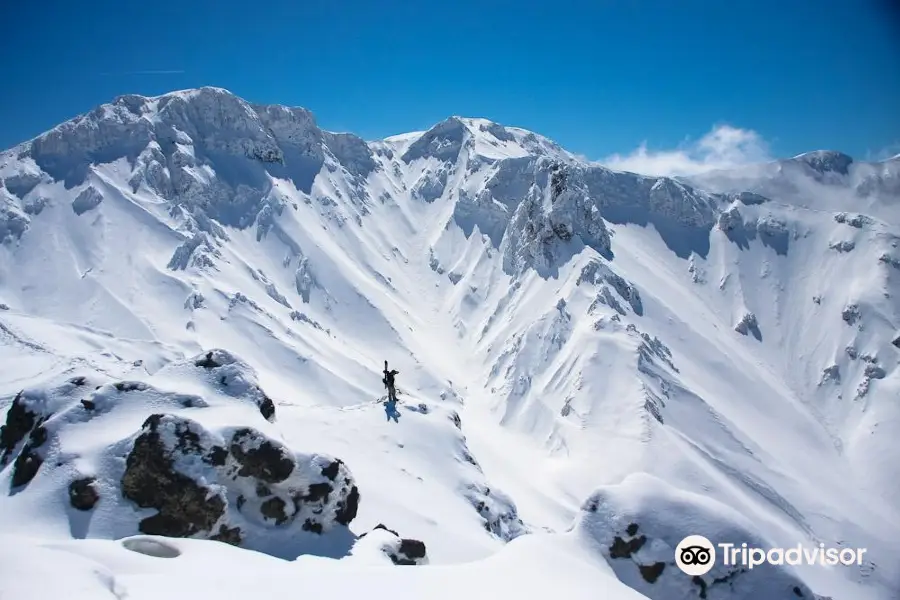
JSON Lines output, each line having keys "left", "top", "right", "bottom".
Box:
{"left": 0, "top": 87, "right": 898, "bottom": 600}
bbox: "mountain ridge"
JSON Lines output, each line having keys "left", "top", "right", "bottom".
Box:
{"left": 6, "top": 86, "right": 897, "bottom": 176}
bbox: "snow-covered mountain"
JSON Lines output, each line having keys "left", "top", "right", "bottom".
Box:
{"left": 1, "top": 87, "right": 898, "bottom": 600}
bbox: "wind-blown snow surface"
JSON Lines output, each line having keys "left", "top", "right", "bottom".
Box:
{"left": 1, "top": 87, "right": 898, "bottom": 600}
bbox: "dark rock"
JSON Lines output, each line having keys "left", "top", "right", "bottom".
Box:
{"left": 692, "top": 575, "right": 709, "bottom": 599}
{"left": 299, "top": 482, "right": 332, "bottom": 506}
{"left": 389, "top": 535, "right": 428, "bottom": 566}
{"left": 229, "top": 429, "right": 295, "bottom": 483}
{"left": 398, "top": 538, "right": 426, "bottom": 559}
{"left": 880, "top": 253, "right": 900, "bottom": 269}
{"left": 70, "top": 376, "right": 87, "bottom": 386}
{"left": 69, "top": 477, "right": 99, "bottom": 511}
{"left": 625, "top": 523, "right": 639, "bottom": 536}
{"left": 121, "top": 414, "right": 226, "bottom": 538}
{"left": 638, "top": 562, "right": 666, "bottom": 584}
{"left": 834, "top": 212, "right": 869, "bottom": 228}
{"left": 829, "top": 240, "right": 855, "bottom": 253}
{"left": 361, "top": 524, "right": 428, "bottom": 565}
{"left": 11, "top": 422, "right": 48, "bottom": 488}
{"left": 81, "top": 399, "right": 96, "bottom": 410}
{"left": 609, "top": 534, "right": 647, "bottom": 559}
{"left": 260, "top": 497, "right": 289, "bottom": 525}
{"left": 1, "top": 392, "right": 35, "bottom": 465}
{"left": 321, "top": 459, "right": 341, "bottom": 481}
{"left": 892, "top": 334, "right": 900, "bottom": 350}
{"left": 735, "top": 312, "right": 762, "bottom": 341}
{"left": 114, "top": 381, "right": 148, "bottom": 392}
{"left": 259, "top": 394, "right": 275, "bottom": 421}
{"left": 373, "top": 523, "right": 399, "bottom": 537}
{"left": 865, "top": 364, "right": 887, "bottom": 380}
{"left": 210, "top": 524, "right": 242, "bottom": 546}
{"left": 550, "top": 164, "right": 567, "bottom": 199}
{"left": 71, "top": 186, "right": 103, "bottom": 215}
{"left": 194, "top": 351, "right": 221, "bottom": 369}
{"left": 302, "top": 519, "right": 323, "bottom": 534}
{"left": 819, "top": 365, "right": 841, "bottom": 385}
{"left": 205, "top": 445, "right": 227, "bottom": 466}
{"left": 172, "top": 423, "right": 202, "bottom": 455}
{"left": 466, "top": 485, "right": 527, "bottom": 541}
{"left": 842, "top": 304, "right": 861, "bottom": 326}
{"left": 335, "top": 485, "right": 360, "bottom": 525}
{"left": 11, "top": 447, "right": 44, "bottom": 488}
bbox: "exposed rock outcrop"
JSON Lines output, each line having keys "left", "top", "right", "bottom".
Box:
{"left": 735, "top": 312, "right": 762, "bottom": 341}
{"left": 358, "top": 524, "right": 429, "bottom": 566}
{"left": 191, "top": 350, "right": 276, "bottom": 421}
{"left": 120, "top": 413, "right": 358, "bottom": 544}
{"left": 501, "top": 163, "right": 612, "bottom": 277}
{"left": 577, "top": 474, "right": 822, "bottom": 600}
{"left": 464, "top": 483, "right": 528, "bottom": 541}
{"left": 69, "top": 477, "right": 100, "bottom": 511}
{"left": 71, "top": 185, "right": 104, "bottom": 215}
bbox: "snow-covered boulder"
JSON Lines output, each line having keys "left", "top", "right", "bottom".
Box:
{"left": 354, "top": 524, "right": 429, "bottom": 565}
{"left": 573, "top": 474, "right": 820, "bottom": 600}
{"left": 121, "top": 414, "right": 359, "bottom": 543}
{"left": 464, "top": 483, "right": 528, "bottom": 541}
{"left": 734, "top": 312, "right": 762, "bottom": 341}
{"left": 0, "top": 350, "right": 359, "bottom": 553}
{"left": 829, "top": 240, "right": 855, "bottom": 253}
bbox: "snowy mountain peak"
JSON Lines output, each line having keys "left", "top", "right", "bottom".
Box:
{"left": 790, "top": 150, "right": 855, "bottom": 175}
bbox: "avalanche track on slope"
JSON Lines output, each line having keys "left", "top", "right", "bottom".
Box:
{"left": 0, "top": 87, "right": 898, "bottom": 600}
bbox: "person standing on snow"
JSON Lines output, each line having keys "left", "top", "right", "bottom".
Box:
{"left": 383, "top": 361, "right": 400, "bottom": 422}
{"left": 383, "top": 360, "right": 399, "bottom": 403}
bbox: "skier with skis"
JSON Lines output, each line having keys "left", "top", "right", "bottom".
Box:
{"left": 383, "top": 360, "right": 400, "bottom": 422}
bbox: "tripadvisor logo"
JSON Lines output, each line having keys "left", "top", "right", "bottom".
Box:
{"left": 675, "top": 535, "right": 716, "bottom": 576}
{"left": 675, "top": 535, "right": 868, "bottom": 576}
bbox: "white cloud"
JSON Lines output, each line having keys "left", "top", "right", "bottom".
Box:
{"left": 600, "top": 124, "right": 772, "bottom": 177}
{"left": 864, "top": 142, "right": 900, "bottom": 162}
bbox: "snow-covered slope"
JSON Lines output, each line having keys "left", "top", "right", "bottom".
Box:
{"left": 1, "top": 87, "right": 898, "bottom": 600}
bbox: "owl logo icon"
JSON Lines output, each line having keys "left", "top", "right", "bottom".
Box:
{"left": 675, "top": 535, "right": 716, "bottom": 576}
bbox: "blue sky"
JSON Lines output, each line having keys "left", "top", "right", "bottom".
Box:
{"left": 1, "top": 0, "right": 898, "bottom": 174}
